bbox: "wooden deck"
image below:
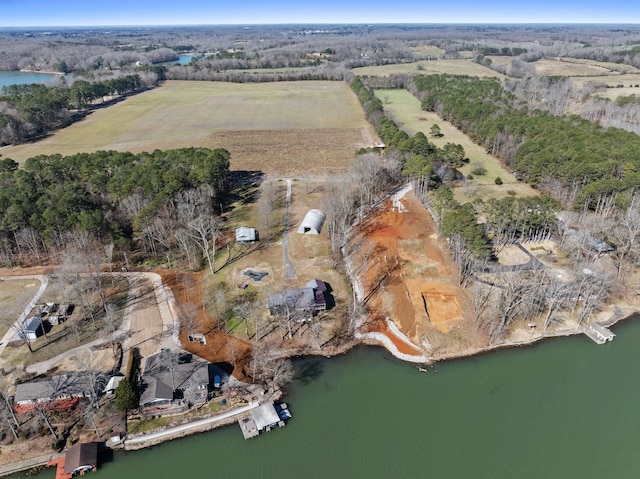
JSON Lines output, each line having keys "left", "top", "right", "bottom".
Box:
{"left": 46, "top": 457, "right": 72, "bottom": 479}
{"left": 239, "top": 414, "right": 259, "bottom": 439}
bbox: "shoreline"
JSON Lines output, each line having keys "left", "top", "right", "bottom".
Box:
{"left": 1, "top": 309, "right": 637, "bottom": 477}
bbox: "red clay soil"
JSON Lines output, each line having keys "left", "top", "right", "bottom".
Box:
{"left": 156, "top": 270, "right": 253, "bottom": 381}
{"left": 353, "top": 191, "right": 473, "bottom": 350}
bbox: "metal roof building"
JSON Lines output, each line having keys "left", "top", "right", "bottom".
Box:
{"left": 297, "top": 209, "right": 325, "bottom": 235}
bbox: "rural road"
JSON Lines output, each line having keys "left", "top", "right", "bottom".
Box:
{"left": 282, "top": 178, "right": 298, "bottom": 284}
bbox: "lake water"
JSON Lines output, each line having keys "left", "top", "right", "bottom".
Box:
{"left": 18, "top": 316, "right": 640, "bottom": 478}
{"left": 0, "top": 71, "right": 65, "bottom": 90}
{"left": 160, "top": 55, "right": 196, "bottom": 66}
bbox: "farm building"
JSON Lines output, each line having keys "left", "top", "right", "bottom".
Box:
{"left": 64, "top": 442, "right": 98, "bottom": 476}
{"left": 236, "top": 226, "right": 258, "bottom": 244}
{"left": 14, "top": 373, "right": 93, "bottom": 414}
{"left": 139, "top": 350, "right": 210, "bottom": 415}
{"left": 297, "top": 209, "right": 326, "bottom": 234}
{"left": 20, "top": 317, "right": 44, "bottom": 341}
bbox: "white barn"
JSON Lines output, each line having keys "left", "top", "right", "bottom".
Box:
{"left": 297, "top": 209, "right": 326, "bottom": 235}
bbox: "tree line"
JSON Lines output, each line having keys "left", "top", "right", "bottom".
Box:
{"left": 0, "top": 73, "right": 156, "bottom": 145}
{"left": 0, "top": 148, "right": 230, "bottom": 269}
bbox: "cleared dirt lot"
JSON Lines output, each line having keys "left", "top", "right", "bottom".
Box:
{"left": 3, "top": 81, "right": 376, "bottom": 176}
{"left": 350, "top": 188, "right": 484, "bottom": 357}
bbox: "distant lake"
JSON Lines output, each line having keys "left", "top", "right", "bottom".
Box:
{"left": 0, "top": 70, "right": 67, "bottom": 89}
{"left": 160, "top": 54, "right": 197, "bottom": 66}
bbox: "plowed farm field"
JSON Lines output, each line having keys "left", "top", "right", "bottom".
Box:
{"left": 3, "top": 80, "right": 377, "bottom": 176}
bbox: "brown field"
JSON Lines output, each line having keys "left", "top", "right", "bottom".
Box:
{"left": 1, "top": 80, "right": 376, "bottom": 176}
{"left": 352, "top": 60, "right": 506, "bottom": 79}
{"left": 352, "top": 190, "right": 484, "bottom": 357}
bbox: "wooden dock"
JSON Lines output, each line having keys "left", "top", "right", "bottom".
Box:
{"left": 239, "top": 414, "right": 259, "bottom": 439}
{"left": 46, "top": 457, "right": 71, "bottom": 479}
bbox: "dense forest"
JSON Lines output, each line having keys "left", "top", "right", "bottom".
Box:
{"left": 0, "top": 148, "right": 230, "bottom": 268}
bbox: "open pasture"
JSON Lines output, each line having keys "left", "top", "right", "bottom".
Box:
{"left": 1, "top": 80, "right": 375, "bottom": 176}
{"left": 532, "top": 58, "right": 614, "bottom": 77}
{"left": 374, "top": 89, "right": 537, "bottom": 200}
{"left": 411, "top": 45, "right": 446, "bottom": 57}
{"left": 352, "top": 60, "right": 505, "bottom": 79}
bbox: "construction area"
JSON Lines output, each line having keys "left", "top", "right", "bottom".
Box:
{"left": 347, "top": 185, "right": 482, "bottom": 361}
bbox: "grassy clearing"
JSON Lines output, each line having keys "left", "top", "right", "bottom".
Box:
{"left": 411, "top": 45, "right": 446, "bottom": 57}
{"left": 374, "top": 88, "right": 537, "bottom": 201}
{"left": 2, "top": 80, "right": 376, "bottom": 176}
{"left": 352, "top": 60, "right": 506, "bottom": 79}
{"left": 593, "top": 87, "right": 640, "bottom": 100}
{"left": 552, "top": 57, "right": 640, "bottom": 74}
{"left": 532, "top": 59, "right": 613, "bottom": 77}
{"left": 0, "top": 279, "right": 42, "bottom": 339}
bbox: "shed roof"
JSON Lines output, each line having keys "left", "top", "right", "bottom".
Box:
{"left": 297, "top": 209, "right": 325, "bottom": 234}
{"left": 251, "top": 403, "right": 280, "bottom": 430}
{"left": 590, "top": 322, "right": 615, "bottom": 338}
{"left": 235, "top": 226, "right": 257, "bottom": 242}
{"left": 64, "top": 442, "right": 98, "bottom": 474}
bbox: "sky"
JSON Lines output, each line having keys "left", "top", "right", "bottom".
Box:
{"left": 1, "top": 0, "right": 639, "bottom": 27}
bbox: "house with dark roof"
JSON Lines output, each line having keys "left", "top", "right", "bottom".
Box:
{"left": 268, "top": 279, "right": 333, "bottom": 320}
{"left": 14, "top": 373, "right": 93, "bottom": 414}
{"left": 139, "top": 350, "right": 210, "bottom": 415}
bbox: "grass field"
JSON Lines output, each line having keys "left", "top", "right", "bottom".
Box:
{"left": 352, "top": 60, "right": 506, "bottom": 79}
{"left": 374, "top": 89, "right": 537, "bottom": 201}
{"left": 571, "top": 73, "right": 640, "bottom": 88}
{"left": 551, "top": 58, "right": 640, "bottom": 74}
{"left": 593, "top": 87, "right": 640, "bottom": 100}
{"left": 0, "top": 279, "right": 42, "bottom": 339}
{"left": 532, "top": 58, "right": 614, "bottom": 77}
{"left": 411, "top": 45, "right": 446, "bottom": 57}
{"left": 1, "top": 80, "right": 376, "bottom": 176}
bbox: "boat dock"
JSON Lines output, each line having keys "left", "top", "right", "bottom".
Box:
{"left": 584, "top": 322, "right": 616, "bottom": 344}
{"left": 239, "top": 402, "right": 291, "bottom": 439}
{"left": 46, "top": 457, "right": 71, "bottom": 479}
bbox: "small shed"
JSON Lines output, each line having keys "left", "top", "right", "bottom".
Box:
{"left": 21, "top": 317, "right": 44, "bottom": 341}
{"left": 64, "top": 442, "right": 98, "bottom": 475}
{"left": 103, "top": 375, "right": 125, "bottom": 395}
{"left": 297, "top": 209, "right": 325, "bottom": 235}
{"left": 236, "top": 226, "right": 258, "bottom": 244}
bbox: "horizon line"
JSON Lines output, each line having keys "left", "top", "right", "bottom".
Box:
{"left": 2, "top": 21, "right": 640, "bottom": 29}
